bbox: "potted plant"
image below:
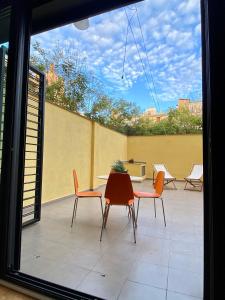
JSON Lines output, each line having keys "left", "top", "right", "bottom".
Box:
{"left": 111, "top": 160, "right": 128, "bottom": 173}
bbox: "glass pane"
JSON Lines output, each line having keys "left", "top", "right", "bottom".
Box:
{"left": 21, "top": 1, "right": 203, "bottom": 299}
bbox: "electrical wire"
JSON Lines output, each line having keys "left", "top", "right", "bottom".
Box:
{"left": 134, "top": 5, "right": 161, "bottom": 112}
{"left": 121, "top": 12, "right": 135, "bottom": 80}
{"left": 124, "top": 8, "right": 160, "bottom": 112}
{"left": 121, "top": 22, "right": 129, "bottom": 80}
{"left": 124, "top": 7, "right": 167, "bottom": 134}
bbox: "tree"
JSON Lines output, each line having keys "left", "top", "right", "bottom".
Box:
{"left": 126, "top": 108, "right": 202, "bottom": 136}
{"left": 108, "top": 99, "right": 141, "bottom": 134}
{"left": 167, "top": 108, "right": 202, "bottom": 134}
{"left": 30, "top": 41, "right": 90, "bottom": 111}
{"left": 85, "top": 96, "right": 141, "bottom": 134}
{"left": 85, "top": 95, "right": 113, "bottom": 126}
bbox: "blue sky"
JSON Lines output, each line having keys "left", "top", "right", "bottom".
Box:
{"left": 31, "top": 0, "right": 202, "bottom": 113}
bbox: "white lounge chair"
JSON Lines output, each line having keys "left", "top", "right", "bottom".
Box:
{"left": 153, "top": 164, "right": 176, "bottom": 189}
{"left": 184, "top": 164, "right": 203, "bottom": 191}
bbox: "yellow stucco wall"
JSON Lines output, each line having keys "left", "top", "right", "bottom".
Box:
{"left": 41, "top": 103, "right": 202, "bottom": 203}
{"left": 42, "top": 103, "right": 127, "bottom": 203}
{"left": 42, "top": 103, "right": 93, "bottom": 203}
{"left": 127, "top": 135, "right": 203, "bottom": 180}
{"left": 93, "top": 123, "right": 127, "bottom": 188}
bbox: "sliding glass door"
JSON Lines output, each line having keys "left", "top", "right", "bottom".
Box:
{"left": 0, "top": 0, "right": 32, "bottom": 273}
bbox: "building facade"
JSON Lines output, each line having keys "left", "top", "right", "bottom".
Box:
{"left": 143, "top": 98, "right": 202, "bottom": 122}
{"left": 178, "top": 98, "right": 202, "bottom": 116}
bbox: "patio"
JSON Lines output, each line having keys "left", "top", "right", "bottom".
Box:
{"left": 21, "top": 180, "right": 203, "bottom": 300}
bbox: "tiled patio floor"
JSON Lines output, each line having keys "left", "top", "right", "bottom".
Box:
{"left": 21, "top": 180, "right": 203, "bottom": 300}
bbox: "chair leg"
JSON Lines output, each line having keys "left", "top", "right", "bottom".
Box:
{"left": 184, "top": 180, "right": 188, "bottom": 190}
{"left": 126, "top": 205, "right": 131, "bottom": 218}
{"left": 127, "top": 205, "right": 131, "bottom": 219}
{"left": 172, "top": 180, "right": 177, "bottom": 190}
{"left": 100, "top": 197, "right": 103, "bottom": 219}
{"left": 104, "top": 204, "right": 110, "bottom": 228}
{"left": 71, "top": 197, "right": 78, "bottom": 227}
{"left": 100, "top": 204, "right": 108, "bottom": 241}
{"left": 135, "top": 198, "right": 140, "bottom": 227}
{"left": 131, "top": 204, "right": 136, "bottom": 243}
{"left": 161, "top": 198, "right": 166, "bottom": 227}
{"left": 153, "top": 198, "right": 156, "bottom": 218}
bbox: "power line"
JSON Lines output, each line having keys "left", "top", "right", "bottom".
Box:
{"left": 134, "top": 5, "right": 161, "bottom": 112}
{"left": 124, "top": 8, "right": 160, "bottom": 112}
{"left": 121, "top": 20, "right": 129, "bottom": 80}
{"left": 121, "top": 11, "right": 136, "bottom": 92}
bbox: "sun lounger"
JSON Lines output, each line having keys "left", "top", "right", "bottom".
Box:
{"left": 184, "top": 164, "right": 203, "bottom": 191}
{"left": 153, "top": 164, "right": 176, "bottom": 189}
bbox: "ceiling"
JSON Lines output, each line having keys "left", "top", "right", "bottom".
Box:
{"left": 0, "top": 0, "right": 142, "bottom": 44}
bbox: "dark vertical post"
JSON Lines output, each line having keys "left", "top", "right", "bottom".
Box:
{"left": 0, "top": 47, "right": 6, "bottom": 174}
{"left": 201, "top": 1, "right": 225, "bottom": 299}
{"left": 0, "top": 47, "right": 5, "bottom": 138}
{"left": 0, "top": 0, "right": 31, "bottom": 273}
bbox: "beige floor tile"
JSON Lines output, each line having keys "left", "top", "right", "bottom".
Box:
{"left": 128, "top": 261, "right": 168, "bottom": 289}
{"left": 168, "top": 268, "right": 203, "bottom": 298}
{"left": 118, "top": 280, "right": 166, "bottom": 300}
{"left": 77, "top": 271, "right": 125, "bottom": 300}
{"left": 167, "top": 291, "right": 202, "bottom": 300}
{"left": 169, "top": 253, "right": 203, "bottom": 274}
{"left": 21, "top": 181, "right": 203, "bottom": 300}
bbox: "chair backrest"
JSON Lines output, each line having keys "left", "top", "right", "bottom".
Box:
{"left": 154, "top": 164, "right": 167, "bottom": 172}
{"left": 189, "top": 164, "right": 203, "bottom": 179}
{"left": 73, "top": 169, "right": 79, "bottom": 195}
{"left": 153, "top": 164, "right": 173, "bottom": 179}
{"left": 105, "top": 173, "right": 134, "bottom": 205}
{"left": 153, "top": 171, "right": 165, "bottom": 196}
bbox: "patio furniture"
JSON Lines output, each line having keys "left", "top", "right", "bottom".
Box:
{"left": 134, "top": 171, "right": 166, "bottom": 227}
{"left": 97, "top": 174, "right": 145, "bottom": 182}
{"left": 184, "top": 164, "right": 203, "bottom": 191}
{"left": 153, "top": 163, "right": 176, "bottom": 189}
{"left": 100, "top": 172, "right": 136, "bottom": 243}
{"left": 71, "top": 169, "right": 103, "bottom": 227}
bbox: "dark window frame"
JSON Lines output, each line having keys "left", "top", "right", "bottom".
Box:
{"left": 201, "top": 1, "right": 225, "bottom": 299}
{"left": 1, "top": 0, "right": 224, "bottom": 299}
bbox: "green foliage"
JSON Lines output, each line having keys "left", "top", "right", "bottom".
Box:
{"left": 46, "top": 78, "right": 65, "bottom": 105}
{"left": 85, "top": 95, "right": 113, "bottom": 126}
{"left": 126, "top": 108, "right": 202, "bottom": 136}
{"left": 85, "top": 97, "right": 141, "bottom": 134}
{"left": 167, "top": 107, "right": 202, "bottom": 134}
{"left": 30, "top": 41, "right": 91, "bottom": 112}
{"left": 111, "top": 160, "right": 127, "bottom": 173}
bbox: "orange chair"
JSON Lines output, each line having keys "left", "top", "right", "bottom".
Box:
{"left": 134, "top": 171, "right": 166, "bottom": 227}
{"left": 100, "top": 172, "right": 136, "bottom": 243}
{"left": 71, "top": 169, "right": 103, "bottom": 227}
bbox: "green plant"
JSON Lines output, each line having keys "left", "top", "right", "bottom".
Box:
{"left": 111, "top": 160, "right": 127, "bottom": 173}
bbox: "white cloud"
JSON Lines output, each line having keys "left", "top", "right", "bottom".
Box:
{"left": 31, "top": 0, "right": 202, "bottom": 110}
{"left": 195, "top": 23, "right": 201, "bottom": 35}
{"left": 178, "top": 0, "right": 200, "bottom": 14}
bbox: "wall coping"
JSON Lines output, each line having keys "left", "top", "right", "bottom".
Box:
{"left": 46, "top": 101, "right": 202, "bottom": 139}
{"left": 46, "top": 101, "right": 127, "bottom": 137}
